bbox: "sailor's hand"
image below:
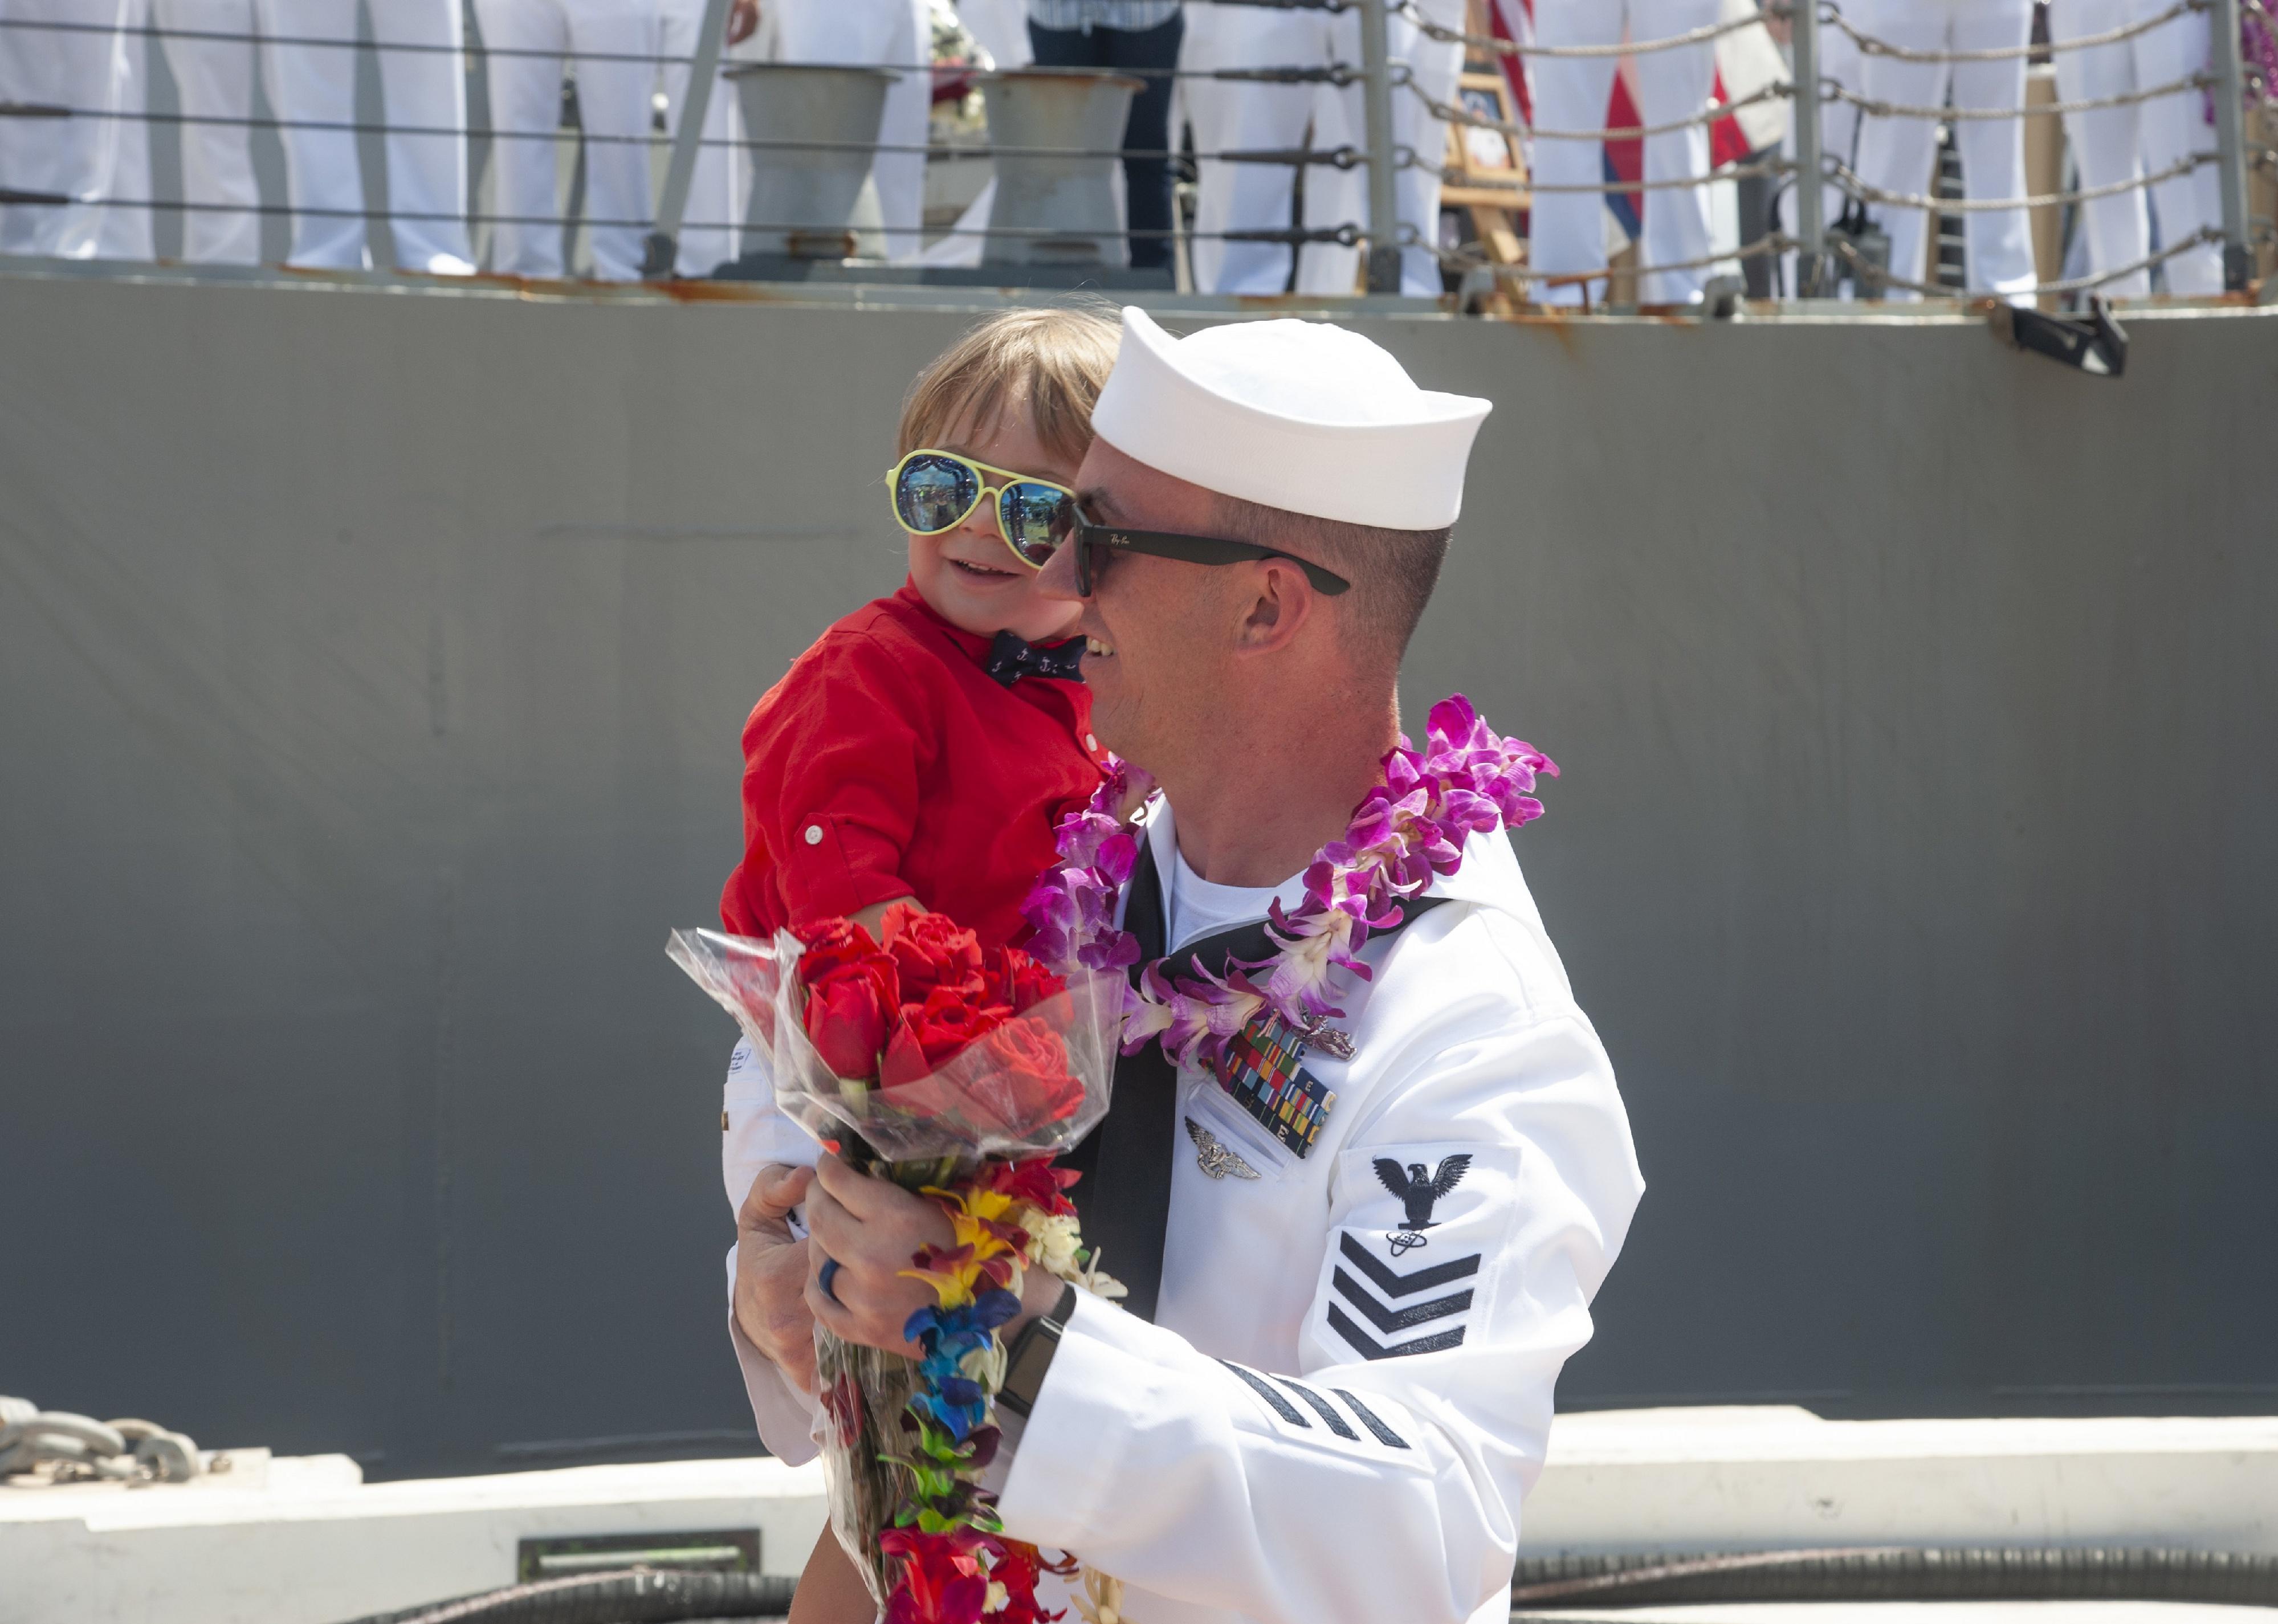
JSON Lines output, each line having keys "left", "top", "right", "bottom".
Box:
{"left": 735, "top": 1162, "right": 819, "bottom": 1393}
{"left": 728, "top": 0, "right": 759, "bottom": 43}
{"left": 804, "top": 1153, "right": 956, "bottom": 1356}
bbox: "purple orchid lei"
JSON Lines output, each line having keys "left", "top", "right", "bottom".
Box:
{"left": 1020, "top": 695, "right": 1558, "bottom": 1075}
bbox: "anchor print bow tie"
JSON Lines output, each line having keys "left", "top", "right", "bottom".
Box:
{"left": 985, "top": 630, "right": 1086, "bottom": 687}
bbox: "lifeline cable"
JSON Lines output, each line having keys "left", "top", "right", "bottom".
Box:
{"left": 0, "top": 16, "right": 1339, "bottom": 80}
{"left": 1407, "top": 144, "right": 1788, "bottom": 194}
{"left": 1395, "top": 0, "right": 1774, "bottom": 59}
{"left": 0, "top": 101, "right": 1347, "bottom": 166}
{"left": 1828, "top": 74, "right": 2214, "bottom": 123}
{"left": 1404, "top": 72, "right": 1791, "bottom": 142}
{"left": 0, "top": 189, "right": 1359, "bottom": 246}
{"left": 1825, "top": 0, "right": 2212, "bottom": 64}
{"left": 1831, "top": 224, "right": 2230, "bottom": 298}
{"left": 1827, "top": 152, "right": 2209, "bottom": 213}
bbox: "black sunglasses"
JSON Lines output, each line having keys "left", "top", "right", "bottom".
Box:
{"left": 1048, "top": 497, "right": 1351, "bottom": 598}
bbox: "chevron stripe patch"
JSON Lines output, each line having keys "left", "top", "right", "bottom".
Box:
{"left": 1326, "top": 1304, "right": 1468, "bottom": 1360}
{"left": 1337, "top": 1233, "right": 1482, "bottom": 1296}
{"left": 1325, "top": 1235, "right": 1482, "bottom": 1360}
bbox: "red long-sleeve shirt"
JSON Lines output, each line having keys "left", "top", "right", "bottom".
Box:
{"left": 720, "top": 582, "right": 1106, "bottom": 948}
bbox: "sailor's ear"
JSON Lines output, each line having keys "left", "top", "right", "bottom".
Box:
{"left": 1232, "top": 558, "right": 1314, "bottom": 655}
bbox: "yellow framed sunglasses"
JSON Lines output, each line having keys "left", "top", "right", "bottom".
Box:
{"left": 885, "top": 449, "right": 1076, "bottom": 571}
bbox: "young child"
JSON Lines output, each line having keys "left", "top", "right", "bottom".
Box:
{"left": 718, "top": 306, "right": 1116, "bottom": 950}
{"left": 716, "top": 307, "right": 1120, "bottom": 1624}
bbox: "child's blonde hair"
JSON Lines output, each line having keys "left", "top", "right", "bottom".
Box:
{"left": 896, "top": 306, "right": 1122, "bottom": 465}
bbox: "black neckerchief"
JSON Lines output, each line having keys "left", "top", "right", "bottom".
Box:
{"left": 1059, "top": 835, "right": 1450, "bottom": 1322}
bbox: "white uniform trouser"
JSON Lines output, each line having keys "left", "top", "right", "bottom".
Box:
{"left": 151, "top": 0, "right": 258, "bottom": 261}
{"left": 0, "top": 0, "right": 153, "bottom": 259}
{"left": 474, "top": 0, "right": 656, "bottom": 281}
{"left": 1847, "top": 0, "right": 2036, "bottom": 304}
{"left": 1184, "top": 0, "right": 1456, "bottom": 297}
{"left": 954, "top": 0, "right": 1029, "bottom": 72}
{"left": 657, "top": 0, "right": 740, "bottom": 275}
{"left": 2050, "top": 0, "right": 2224, "bottom": 297}
{"left": 229, "top": 0, "right": 471, "bottom": 271}
{"left": 773, "top": 0, "right": 927, "bottom": 262}
{"left": 1528, "top": 0, "right": 1721, "bottom": 306}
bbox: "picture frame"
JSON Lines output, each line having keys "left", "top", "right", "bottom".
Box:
{"left": 1439, "top": 71, "right": 1527, "bottom": 210}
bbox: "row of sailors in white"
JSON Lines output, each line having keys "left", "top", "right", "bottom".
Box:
{"left": 1790, "top": 0, "right": 2229, "bottom": 301}
{"left": 1, "top": 0, "right": 2234, "bottom": 297}
{"left": 0, "top": 0, "right": 884, "bottom": 280}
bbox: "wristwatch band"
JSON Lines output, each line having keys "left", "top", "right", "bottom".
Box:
{"left": 996, "top": 1283, "right": 1079, "bottom": 1419}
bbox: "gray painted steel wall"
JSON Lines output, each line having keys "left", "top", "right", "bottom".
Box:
{"left": 2, "top": 275, "right": 2273, "bottom": 1479}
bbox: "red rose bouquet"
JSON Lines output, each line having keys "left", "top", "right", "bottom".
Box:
{"left": 669, "top": 905, "right": 1122, "bottom": 1620}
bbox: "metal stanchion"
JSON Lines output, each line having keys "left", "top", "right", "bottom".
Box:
{"left": 1791, "top": 0, "right": 1830, "bottom": 295}
{"left": 644, "top": 0, "right": 734, "bottom": 278}
{"left": 1358, "top": 0, "right": 1403, "bottom": 292}
{"left": 2206, "top": 0, "right": 2256, "bottom": 291}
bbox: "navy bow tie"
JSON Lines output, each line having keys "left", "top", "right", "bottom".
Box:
{"left": 985, "top": 630, "right": 1085, "bottom": 687}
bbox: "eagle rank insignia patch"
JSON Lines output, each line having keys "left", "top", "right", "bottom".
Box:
{"left": 1374, "top": 1154, "right": 1472, "bottom": 1256}
{"left": 1213, "top": 1008, "right": 1338, "bottom": 1158}
{"left": 1184, "top": 1116, "right": 1260, "bottom": 1181}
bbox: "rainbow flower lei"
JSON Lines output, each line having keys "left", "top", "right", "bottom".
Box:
{"left": 1021, "top": 695, "right": 1556, "bottom": 1069}
{"left": 865, "top": 1157, "right": 1098, "bottom": 1624}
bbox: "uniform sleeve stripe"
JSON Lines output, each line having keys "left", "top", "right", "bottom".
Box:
{"left": 1330, "top": 1389, "right": 1412, "bottom": 1448}
{"left": 1338, "top": 1233, "right": 1483, "bottom": 1296}
{"left": 1218, "top": 1360, "right": 1308, "bottom": 1427}
{"left": 1327, "top": 1303, "right": 1468, "bottom": 1361}
{"left": 1272, "top": 1377, "right": 1359, "bottom": 1439}
{"left": 1332, "top": 1268, "right": 1474, "bottom": 1333}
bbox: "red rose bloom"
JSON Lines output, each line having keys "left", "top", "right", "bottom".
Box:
{"left": 798, "top": 918, "right": 902, "bottom": 1082}
{"left": 800, "top": 916, "right": 886, "bottom": 980}
{"left": 981, "top": 944, "right": 1066, "bottom": 1014}
{"left": 978, "top": 1019, "right": 1085, "bottom": 1133}
{"left": 878, "top": 1016, "right": 934, "bottom": 1090}
{"left": 804, "top": 966, "right": 894, "bottom": 1079}
{"left": 906, "top": 983, "right": 1013, "bottom": 1070}
{"left": 881, "top": 903, "right": 988, "bottom": 1002}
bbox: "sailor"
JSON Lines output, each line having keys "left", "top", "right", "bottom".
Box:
{"left": 141, "top": 0, "right": 468, "bottom": 270}
{"left": 1526, "top": 0, "right": 1724, "bottom": 306}
{"left": 2048, "top": 0, "right": 2226, "bottom": 298}
{"left": 726, "top": 308, "right": 1645, "bottom": 1624}
{"left": 474, "top": 0, "right": 656, "bottom": 281}
{"left": 1183, "top": 0, "right": 1462, "bottom": 296}
{"left": 196, "top": 0, "right": 474, "bottom": 274}
{"left": 1843, "top": 0, "right": 2037, "bottom": 303}
{"left": 769, "top": 0, "right": 931, "bottom": 262}
{"left": 0, "top": 0, "right": 153, "bottom": 260}
{"left": 655, "top": 0, "right": 759, "bottom": 276}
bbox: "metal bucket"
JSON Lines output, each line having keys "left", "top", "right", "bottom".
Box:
{"left": 726, "top": 64, "right": 898, "bottom": 259}
{"left": 979, "top": 70, "right": 1142, "bottom": 268}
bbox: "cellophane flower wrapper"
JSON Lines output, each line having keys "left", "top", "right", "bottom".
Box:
{"left": 767, "top": 928, "right": 1122, "bottom": 1172}
{"left": 769, "top": 928, "right": 1121, "bottom": 1610}
{"left": 663, "top": 928, "right": 781, "bottom": 1054}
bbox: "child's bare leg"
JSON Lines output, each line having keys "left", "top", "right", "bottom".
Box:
{"left": 789, "top": 1523, "right": 878, "bottom": 1624}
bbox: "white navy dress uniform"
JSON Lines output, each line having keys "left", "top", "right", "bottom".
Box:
{"left": 1180, "top": 0, "right": 1461, "bottom": 297}
{"left": 475, "top": 0, "right": 658, "bottom": 281}
{"left": 0, "top": 0, "right": 153, "bottom": 260}
{"left": 2049, "top": 0, "right": 2226, "bottom": 299}
{"left": 769, "top": 0, "right": 931, "bottom": 262}
{"left": 1845, "top": 0, "right": 2037, "bottom": 304}
{"left": 1525, "top": 0, "right": 1724, "bottom": 307}
{"left": 722, "top": 309, "right": 1645, "bottom": 1624}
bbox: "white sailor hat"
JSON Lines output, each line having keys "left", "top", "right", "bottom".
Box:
{"left": 1089, "top": 306, "right": 1492, "bottom": 532}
